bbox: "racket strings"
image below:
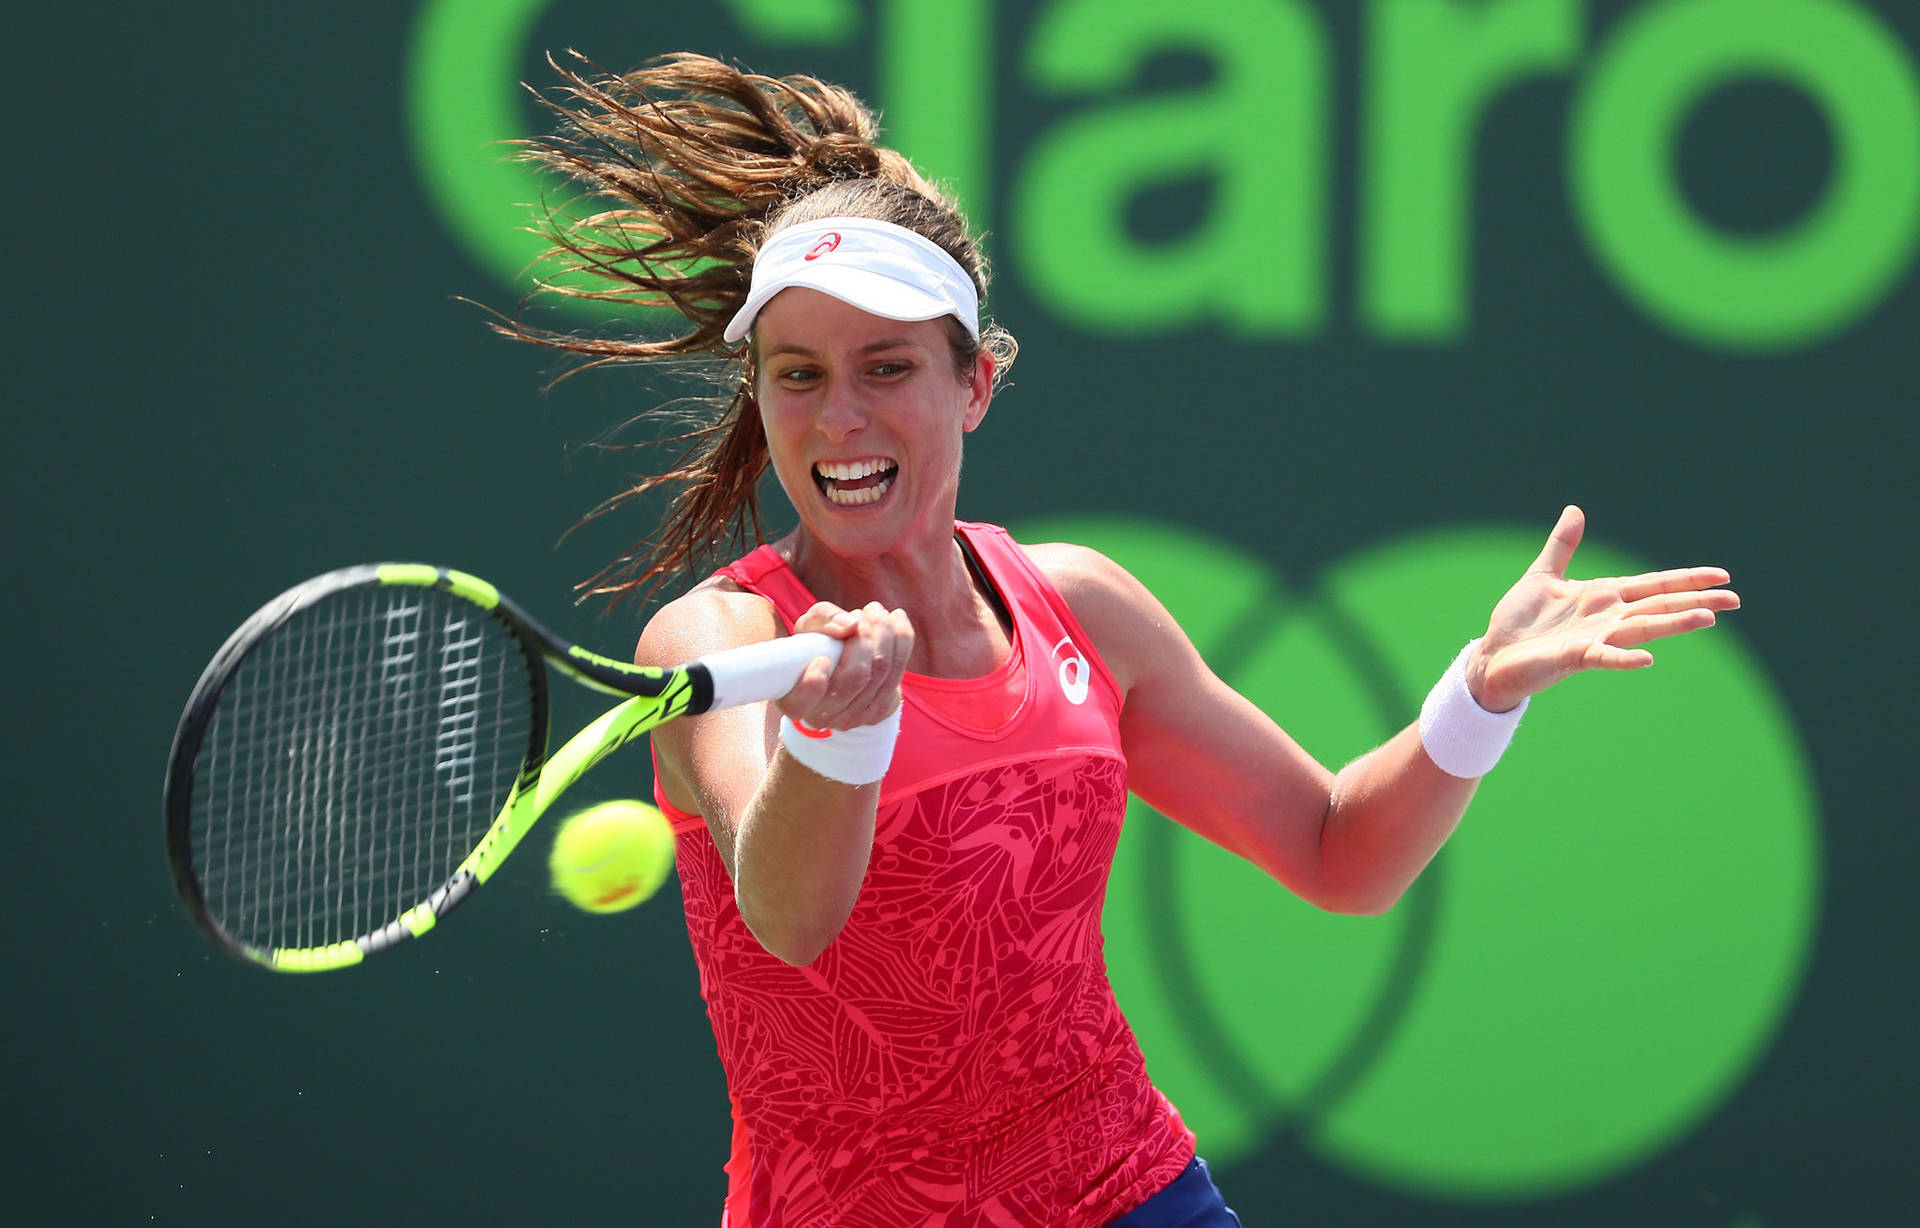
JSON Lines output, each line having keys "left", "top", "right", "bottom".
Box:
{"left": 190, "top": 585, "right": 536, "bottom": 953}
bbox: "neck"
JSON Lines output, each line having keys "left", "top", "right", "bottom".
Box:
{"left": 781, "top": 520, "right": 1006, "bottom": 678}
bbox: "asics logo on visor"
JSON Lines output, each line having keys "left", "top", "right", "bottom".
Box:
{"left": 723, "top": 216, "right": 982, "bottom": 343}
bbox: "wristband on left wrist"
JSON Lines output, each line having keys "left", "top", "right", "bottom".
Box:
{"left": 1418, "top": 639, "right": 1527, "bottom": 779}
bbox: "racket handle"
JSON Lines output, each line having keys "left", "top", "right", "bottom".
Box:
{"left": 697, "top": 632, "right": 845, "bottom": 712}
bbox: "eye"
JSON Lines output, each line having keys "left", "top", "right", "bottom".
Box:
{"left": 869, "top": 359, "right": 913, "bottom": 378}
{"left": 774, "top": 365, "right": 821, "bottom": 387}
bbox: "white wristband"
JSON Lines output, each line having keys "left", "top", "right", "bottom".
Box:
{"left": 1418, "top": 639, "right": 1527, "bottom": 779}
{"left": 778, "top": 706, "right": 903, "bottom": 786}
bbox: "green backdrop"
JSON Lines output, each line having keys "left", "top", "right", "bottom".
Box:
{"left": 6, "top": 2, "right": 1912, "bottom": 1224}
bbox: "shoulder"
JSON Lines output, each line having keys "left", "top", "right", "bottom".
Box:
{"left": 635, "top": 574, "right": 783, "bottom": 669}
{"left": 1020, "top": 541, "right": 1171, "bottom": 696}
{"left": 1022, "top": 541, "right": 1142, "bottom": 612}
{"left": 636, "top": 576, "right": 786, "bottom": 821}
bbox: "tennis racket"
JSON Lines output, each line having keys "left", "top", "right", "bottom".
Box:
{"left": 164, "top": 563, "right": 838, "bottom": 973}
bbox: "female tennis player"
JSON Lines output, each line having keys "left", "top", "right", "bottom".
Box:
{"left": 502, "top": 53, "right": 1739, "bottom": 1228}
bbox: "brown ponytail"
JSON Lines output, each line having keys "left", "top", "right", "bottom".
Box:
{"left": 493, "top": 52, "right": 1016, "bottom": 609}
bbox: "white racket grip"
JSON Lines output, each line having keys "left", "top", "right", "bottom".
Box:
{"left": 698, "top": 633, "right": 844, "bottom": 711}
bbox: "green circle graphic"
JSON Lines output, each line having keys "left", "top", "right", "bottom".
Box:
{"left": 1570, "top": 0, "right": 1920, "bottom": 349}
{"left": 408, "top": 0, "right": 558, "bottom": 295}
{"left": 1018, "top": 514, "right": 1821, "bottom": 1200}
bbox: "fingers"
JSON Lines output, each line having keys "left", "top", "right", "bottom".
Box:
{"left": 1528, "top": 505, "right": 1586, "bottom": 578}
{"left": 1621, "top": 587, "right": 1742, "bottom": 618}
{"left": 1608, "top": 608, "right": 1720, "bottom": 649}
{"left": 782, "top": 602, "right": 862, "bottom": 713}
{"left": 1582, "top": 641, "right": 1656, "bottom": 671}
{"left": 780, "top": 601, "right": 913, "bottom": 731}
{"left": 1617, "top": 566, "right": 1736, "bottom": 604}
{"left": 792, "top": 601, "right": 861, "bottom": 638}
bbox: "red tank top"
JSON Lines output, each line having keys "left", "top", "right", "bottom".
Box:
{"left": 655, "top": 522, "right": 1194, "bottom": 1227}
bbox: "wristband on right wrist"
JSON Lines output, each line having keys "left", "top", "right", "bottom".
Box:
{"left": 778, "top": 705, "right": 902, "bottom": 786}
{"left": 1418, "top": 639, "right": 1527, "bottom": 779}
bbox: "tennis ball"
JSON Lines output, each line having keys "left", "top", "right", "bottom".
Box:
{"left": 548, "top": 800, "right": 675, "bottom": 914}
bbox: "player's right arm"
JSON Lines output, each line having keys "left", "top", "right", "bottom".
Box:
{"left": 639, "top": 585, "right": 908, "bottom": 965}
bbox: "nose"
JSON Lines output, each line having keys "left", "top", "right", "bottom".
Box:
{"left": 816, "top": 384, "right": 868, "bottom": 443}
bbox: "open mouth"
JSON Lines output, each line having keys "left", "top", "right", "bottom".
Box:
{"left": 814, "top": 458, "right": 899, "bottom": 508}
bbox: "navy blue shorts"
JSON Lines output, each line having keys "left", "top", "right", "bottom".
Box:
{"left": 1107, "top": 1157, "right": 1243, "bottom": 1227}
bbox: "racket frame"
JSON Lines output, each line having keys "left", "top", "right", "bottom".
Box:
{"left": 164, "top": 563, "right": 712, "bottom": 973}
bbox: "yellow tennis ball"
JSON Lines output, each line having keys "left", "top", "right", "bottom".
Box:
{"left": 548, "top": 800, "right": 675, "bottom": 914}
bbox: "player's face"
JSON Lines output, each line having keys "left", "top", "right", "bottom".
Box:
{"left": 754, "top": 288, "right": 990, "bottom": 558}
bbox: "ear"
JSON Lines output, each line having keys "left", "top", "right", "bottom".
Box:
{"left": 961, "top": 350, "right": 994, "bottom": 433}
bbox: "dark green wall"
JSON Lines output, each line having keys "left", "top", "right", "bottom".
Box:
{"left": 8, "top": 2, "right": 1913, "bottom": 1224}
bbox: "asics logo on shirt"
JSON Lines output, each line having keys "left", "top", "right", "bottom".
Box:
{"left": 1052, "top": 636, "right": 1090, "bottom": 705}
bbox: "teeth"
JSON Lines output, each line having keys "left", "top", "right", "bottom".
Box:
{"left": 815, "top": 458, "right": 896, "bottom": 481}
{"left": 814, "top": 457, "right": 898, "bottom": 508}
{"left": 825, "top": 475, "right": 893, "bottom": 506}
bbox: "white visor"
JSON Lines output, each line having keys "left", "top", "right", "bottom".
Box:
{"left": 723, "top": 216, "right": 980, "bottom": 344}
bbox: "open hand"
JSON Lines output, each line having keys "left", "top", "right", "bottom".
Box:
{"left": 1468, "top": 506, "right": 1740, "bottom": 712}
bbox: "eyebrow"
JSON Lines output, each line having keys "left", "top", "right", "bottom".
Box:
{"left": 764, "top": 336, "right": 922, "bottom": 359}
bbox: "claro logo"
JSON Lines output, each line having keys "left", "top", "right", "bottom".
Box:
{"left": 1015, "top": 513, "right": 1820, "bottom": 1203}
{"left": 409, "top": 0, "right": 1919, "bottom": 351}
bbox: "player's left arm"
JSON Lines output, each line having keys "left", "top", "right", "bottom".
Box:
{"left": 1036, "top": 539, "right": 1434, "bottom": 915}
{"left": 1033, "top": 506, "right": 1738, "bottom": 916}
